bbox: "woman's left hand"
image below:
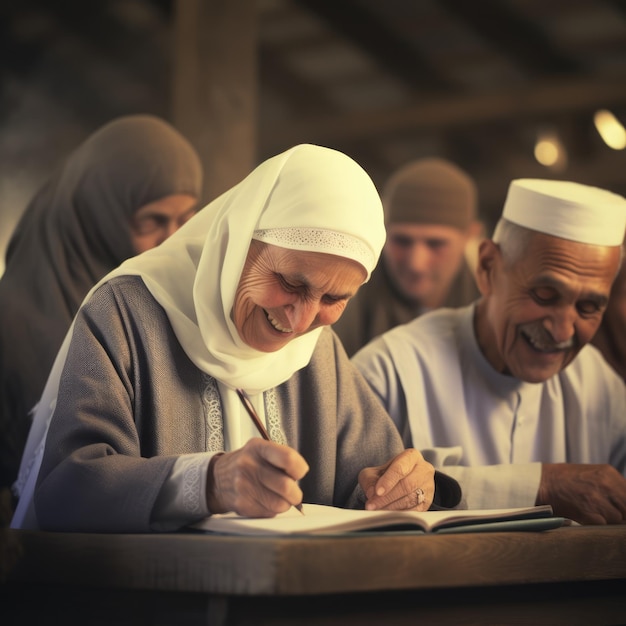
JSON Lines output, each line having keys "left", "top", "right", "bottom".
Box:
{"left": 358, "top": 448, "right": 435, "bottom": 511}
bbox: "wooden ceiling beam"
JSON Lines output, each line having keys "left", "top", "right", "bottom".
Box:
{"left": 439, "top": 0, "right": 579, "bottom": 75}
{"left": 294, "top": 0, "right": 450, "bottom": 91}
{"left": 260, "top": 77, "right": 626, "bottom": 152}
{"left": 260, "top": 46, "right": 335, "bottom": 114}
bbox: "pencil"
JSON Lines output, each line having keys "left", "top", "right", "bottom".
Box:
{"left": 235, "top": 388, "right": 305, "bottom": 515}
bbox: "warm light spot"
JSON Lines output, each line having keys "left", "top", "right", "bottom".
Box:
{"left": 534, "top": 139, "right": 559, "bottom": 166}
{"left": 594, "top": 109, "right": 626, "bottom": 150}
{"left": 534, "top": 131, "right": 567, "bottom": 170}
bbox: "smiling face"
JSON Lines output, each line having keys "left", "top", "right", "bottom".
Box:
{"left": 232, "top": 240, "right": 367, "bottom": 352}
{"left": 474, "top": 232, "right": 621, "bottom": 383}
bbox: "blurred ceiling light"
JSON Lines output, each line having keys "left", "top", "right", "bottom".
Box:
{"left": 534, "top": 131, "right": 567, "bottom": 171}
{"left": 594, "top": 109, "right": 626, "bottom": 150}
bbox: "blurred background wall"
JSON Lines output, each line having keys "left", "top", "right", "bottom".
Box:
{"left": 2, "top": 0, "right": 626, "bottom": 275}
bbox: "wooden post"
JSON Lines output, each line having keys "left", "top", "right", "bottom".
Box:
{"left": 172, "top": 0, "right": 257, "bottom": 205}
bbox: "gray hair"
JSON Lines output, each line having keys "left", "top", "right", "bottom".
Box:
{"left": 491, "top": 218, "right": 534, "bottom": 268}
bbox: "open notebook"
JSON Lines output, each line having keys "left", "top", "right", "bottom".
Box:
{"left": 190, "top": 503, "right": 564, "bottom": 535}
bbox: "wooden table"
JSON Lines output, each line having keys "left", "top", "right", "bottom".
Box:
{"left": 3, "top": 524, "right": 626, "bottom": 625}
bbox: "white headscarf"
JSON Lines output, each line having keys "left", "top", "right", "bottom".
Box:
{"left": 12, "top": 144, "right": 386, "bottom": 528}
{"left": 98, "top": 143, "right": 385, "bottom": 392}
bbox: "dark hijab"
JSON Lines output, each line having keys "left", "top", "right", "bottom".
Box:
{"left": 0, "top": 114, "right": 203, "bottom": 488}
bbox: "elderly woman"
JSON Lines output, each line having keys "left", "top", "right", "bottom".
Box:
{"left": 12, "top": 144, "right": 460, "bottom": 532}
{"left": 0, "top": 114, "right": 203, "bottom": 499}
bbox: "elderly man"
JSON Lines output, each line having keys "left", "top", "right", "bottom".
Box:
{"left": 352, "top": 178, "right": 626, "bottom": 525}
{"left": 333, "top": 157, "right": 482, "bottom": 356}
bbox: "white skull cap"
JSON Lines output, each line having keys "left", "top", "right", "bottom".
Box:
{"left": 503, "top": 179, "right": 626, "bottom": 246}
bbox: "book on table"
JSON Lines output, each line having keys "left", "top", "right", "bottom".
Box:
{"left": 189, "top": 503, "right": 565, "bottom": 536}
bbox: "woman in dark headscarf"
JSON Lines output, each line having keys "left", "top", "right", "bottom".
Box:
{"left": 0, "top": 114, "right": 203, "bottom": 493}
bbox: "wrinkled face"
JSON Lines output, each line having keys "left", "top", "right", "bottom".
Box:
{"left": 232, "top": 240, "right": 367, "bottom": 352}
{"left": 130, "top": 193, "right": 198, "bottom": 254}
{"left": 475, "top": 233, "right": 621, "bottom": 383}
{"left": 382, "top": 222, "right": 470, "bottom": 307}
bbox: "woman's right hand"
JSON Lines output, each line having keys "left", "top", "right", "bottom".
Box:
{"left": 205, "top": 438, "right": 309, "bottom": 517}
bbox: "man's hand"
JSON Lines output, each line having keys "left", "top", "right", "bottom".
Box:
{"left": 358, "top": 448, "right": 435, "bottom": 511}
{"left": 537, "top": 463, "right": 626, "bottom": 525}
{"left": 206, "top": 439, "right": 309, "bottom": 517}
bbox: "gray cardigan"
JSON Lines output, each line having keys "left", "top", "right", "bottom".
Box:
{"left": 36, "top": 276, "right": 459, "bottom": 532}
